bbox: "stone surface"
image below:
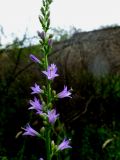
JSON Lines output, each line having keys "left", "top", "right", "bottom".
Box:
{"left": 49, "top": 26, "right": 120, "bottom": 88}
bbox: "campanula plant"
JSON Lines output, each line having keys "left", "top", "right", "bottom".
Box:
{"left": 22, "top": 0, "right": 72, "bottom": 159}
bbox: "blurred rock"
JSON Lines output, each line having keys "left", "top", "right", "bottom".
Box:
{"left": 49, "top": 26, "right": 120, "bottom": 88}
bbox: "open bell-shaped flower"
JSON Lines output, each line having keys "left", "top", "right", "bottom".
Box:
{"left": 30, "top": 83, "right": 43, "bottom": 95}
{"left": 42, "top": 64, "right": 59, "bottom": 80}
{"left": 57, "top": 86, "right": 72, "bottom": 98}
{"left": 29, "top": 97, "right": 43, "bottom": 114}
{"left": 22, "top": 124, "right": 40, "bottom": 137}
{"left": 47, "top": 109, "right": 59, "bottom": 125}
{"left": 57, "top": 138, "right": 72, "bottom": 151}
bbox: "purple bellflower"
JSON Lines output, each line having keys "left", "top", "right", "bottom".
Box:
{"left": 47, "top": 109, "right": 59, "bottom": 125}
{"left": 57, "top": 86, "right": 72, "bottom": 98}
{"left": 31, "top": 83, "right": 43, "bottom": 94}
{"left": 29, "top": 97, "right": 43, "bottom": 114}
{"left": 30, "top": 54, "right": 41, "bottom": 64}
{"left": 58, "top": 139, "right": 72, "bottom": 151}
{"left": 23, "top": 124, "right": 40, "bottom": 136}
{"left": 42, "top": 64, "right": 59, "bottom": 80}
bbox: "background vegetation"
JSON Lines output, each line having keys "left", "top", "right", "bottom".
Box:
{"left": 0, "top": 26, "right": 120, "bottom": 160}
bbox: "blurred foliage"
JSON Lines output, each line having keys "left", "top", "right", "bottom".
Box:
{"left": 99, "top": 24, "right": 120, "bottom": 30}
{"left": 51, "top": 26, "right": 81, "bottom": 41}
{"left": 79, "top": 125, "right": 120, "bottom": 160}
{"left": 0, "top": 34, "right": 43, "bottom": 159}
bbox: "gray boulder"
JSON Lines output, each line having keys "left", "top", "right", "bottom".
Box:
{"left": 49, "top": 26, "right": 120, "bottom": 88}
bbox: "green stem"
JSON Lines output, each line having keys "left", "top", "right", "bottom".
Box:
{"left": 45, "top": 127, "right": 51, "bottom": 160}
{"left": 48, "top": 81, "right": 51, "bottom": 103}
{"left": 44, "top": 47, "right": 52, "bottom": 160}
{"left": 44, "top": 53, "right": 52, "bottom": 105}
{"left": 45, "top": 54, "right": 48, "bottom": 69}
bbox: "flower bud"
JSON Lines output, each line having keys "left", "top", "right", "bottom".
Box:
{"left": 49, "top": 34, "right": 53, "bottom": 39}
{"left": 30, "top": 54, "right": 41, "bottom": 64}
{"left": 48, "top": 39, "right": 53, "bottom": 47}
{"left": 52, "top": 90, "right": 56, "bottom": 96}
{"left": 37, "top": 31, "right": 45, "bottom": 40}
{"left": 43, "top": 120, "right": 48, "bottom": 126}
{"left": 47, "top": 11, "right": 50, "bottom": 18}
{"left": 42, "top": 85, "right": 46, "bottom": 90}
{"left": 48, "top": 103, "right": 52, "bottom": 108}
{"left": 40, "top": 127, "right": 45, "bottom": 133}
{"left": 51, "top": 140, "right": 58, "bottom": 153}
{"left": 47, "top": 18, "right": 50, "bottom": 28}
{"left": 51, "top": 140, "right": 55, "bottom": 146}
{"left": 41, "top": 101, "right": 45, "bottom": 106}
